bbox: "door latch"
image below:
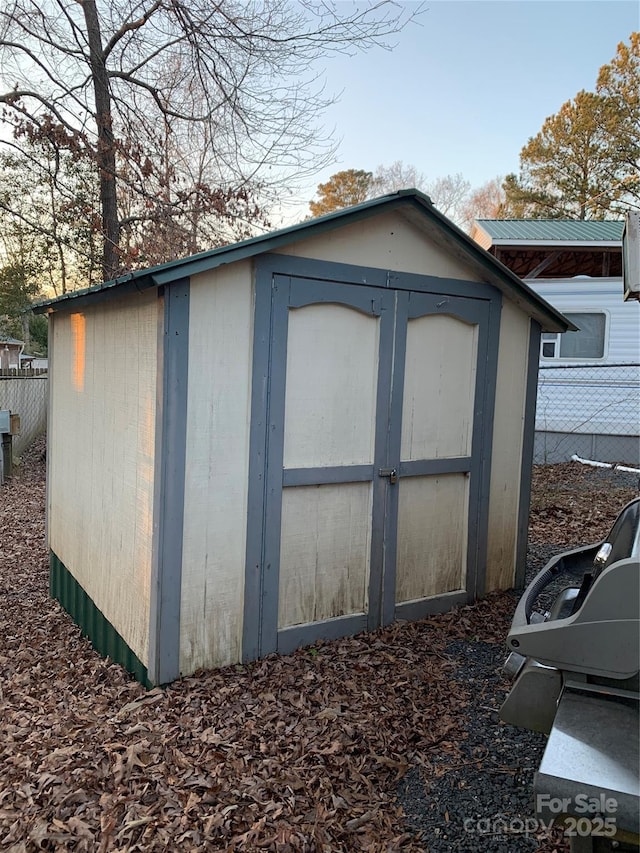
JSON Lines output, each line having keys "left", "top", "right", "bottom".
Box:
{"left": 378, "top": 467, "right": 398, "bottom": 484}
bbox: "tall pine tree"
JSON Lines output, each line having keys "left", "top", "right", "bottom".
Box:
{"left": 502, "top": 34, "right": 639, "bottom": 219}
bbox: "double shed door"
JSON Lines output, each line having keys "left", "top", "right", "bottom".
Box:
{"left": 246, "top": 265, "right": 498, "bottom": 659}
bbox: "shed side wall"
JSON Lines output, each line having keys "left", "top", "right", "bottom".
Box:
{"left": 48, "top": 290, "right": 159, "bottom": 665}
{"left": 180, "top": 261, "right": 253, "bottom": 674}
{"left": 486, "top": 300, "right": 531, "bottom": 591}
{"left": 275, "top": 210, "right": 486, "bottom": 282}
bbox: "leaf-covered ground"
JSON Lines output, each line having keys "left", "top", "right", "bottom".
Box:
{"left": 0, "top": 439, "right": 637, "bottom": 851}
{"left": 528, "top": 461, "right": 638, "bottom": 547}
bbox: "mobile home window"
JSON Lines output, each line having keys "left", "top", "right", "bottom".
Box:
{"left": 541, "top": 334, "right": 558, "bottom": 358}
{"left": 540, "top": 312, "right": 606, "bottom": 360}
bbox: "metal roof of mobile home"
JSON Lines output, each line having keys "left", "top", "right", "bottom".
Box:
{"left": 34, "top": 190, "right": 573, "bottom": 332}
{"left": 476, "top": 219, "right": 624, "bottom": 244}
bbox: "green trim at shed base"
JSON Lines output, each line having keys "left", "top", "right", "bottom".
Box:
{"left": 50, "top": 551, "right": 151, "bottom": 688}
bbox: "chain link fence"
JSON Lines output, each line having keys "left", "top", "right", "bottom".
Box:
{"left": 534, "top": 363, "right": 640, "bottom": 466}
{"left": 0, "top": 372, "right": 48, "bottom": 458}
{"left": 2, "top": 365, "right": 636, "bottom": 472}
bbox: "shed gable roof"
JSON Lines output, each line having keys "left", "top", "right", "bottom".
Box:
{"left": 34, "top": 191, "right": 572, "bottom": 332}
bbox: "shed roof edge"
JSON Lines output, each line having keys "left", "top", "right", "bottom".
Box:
{"left": 33, "top": 191, "right": 572, "bottom": 331}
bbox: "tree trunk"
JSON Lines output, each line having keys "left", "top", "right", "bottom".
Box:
{"left": 21, "top": 312, "right": 31, "bottom": 352}
{"left": 81, "top": 0, "right": 120, "bottom": 282}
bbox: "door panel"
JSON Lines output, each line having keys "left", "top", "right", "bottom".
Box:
{"left": 278, "top": 482, "right": 372, "bottom": 628}
{"left": 401, "top": 314, "right": 478, "bottom": 461}
{"left": 390, "top": 293, "right": 491, "bottom": 620}
{"left": 261, "top": 276, "right": 393, "bottom": 655}
{"left": 279, "top": 298, "right": 381, "bottom": 632}
{"left": 396, "top": 473, "right": 469, "bottom": 603}
{"left": 283, "top": 303, "right": 379, "bottom": 469}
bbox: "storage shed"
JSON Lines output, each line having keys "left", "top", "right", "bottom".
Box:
{"left": 36, "top": 190, "right": 571, "bottom": 686}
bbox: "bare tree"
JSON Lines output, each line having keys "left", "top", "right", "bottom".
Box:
{"left": 425, "top": 173, "right": 471, "bottom": 224}
{"left": 371, "top": 160, "right": 428, "bottom": 195}
{"left": 372, "top": 164, "right": 473, "bottom": 226}
{"left": 0, "top": 0, "right": 421, "bottom": 282}
{"left": 460, "top": 177, "right": 505, "bottom": 232}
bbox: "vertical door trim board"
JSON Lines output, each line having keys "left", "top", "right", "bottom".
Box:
{"left": 148, "top": 279, "right": 189, "bottom": 685}
{"left": 242, "top": 261, "right": 275, "bottom": 661}
{"left": 366, "top": 289, "right": 399, "bottom": 630}
{"left": 257, "top": 275, "right": 290, "bottom": 656}
{"left": 470, "top": 295, "right": 501, "bottom": 599}
{"left": 381, "top": 290, "right": 409, "bottom": 627}
{"left": 515, "top": 319, "right": 542, "bottom": 589}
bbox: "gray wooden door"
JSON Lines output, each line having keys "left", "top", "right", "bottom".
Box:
{"left": 244, "top": 265, "right": 498, "bottom": 660}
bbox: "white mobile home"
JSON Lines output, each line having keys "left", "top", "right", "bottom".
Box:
{"left": 472, "top": 220, "right": 640, "bottom": 465}
{"left": 37, "top": 192, "right": 570, "bottom": 685}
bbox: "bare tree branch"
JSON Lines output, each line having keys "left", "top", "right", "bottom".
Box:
{"left": 0, "top": 0, "right": 423, "bottom": 282}
{"left": 102, "top": 0, "right": 163, "bottom": 59}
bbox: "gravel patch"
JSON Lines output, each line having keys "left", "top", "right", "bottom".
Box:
{"left": 397, "top": 630, "right": 559, "bottom": 853}
{"left": 395, "top": 545, "right": 585, "bottom": 852}
{"left": 395, "top": 464, "right": 639, "bottom": 853}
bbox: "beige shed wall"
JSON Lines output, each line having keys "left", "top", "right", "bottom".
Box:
{"left": 180, "top": 261, "right": 253, "bottom": 674}
{"left": 486, "top": 302, "right": 531, "bottom": 591}
{"left": 48, "top": 291, "right": 159, "bottom": 664}
{"left": 276, "top": 210, "right": 485, "bottom": 282}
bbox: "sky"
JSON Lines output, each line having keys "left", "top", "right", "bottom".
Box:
{"left": 280, "top": 0, "right": 639, "bottom": 223}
